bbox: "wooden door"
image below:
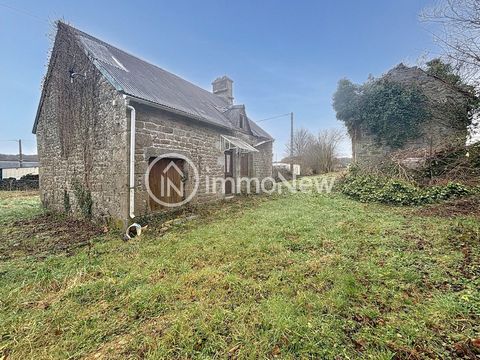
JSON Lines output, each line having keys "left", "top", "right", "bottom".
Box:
{"left": 224, "top": 150, "right": 234, "bottom": 195}
{"left": 240, "top": 153, "right": 249, "bottom": 177}
{"left": 149, "top": 158, "right": 185, "bottom": 210}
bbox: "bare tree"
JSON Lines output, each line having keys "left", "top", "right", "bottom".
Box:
{"left": 285, "top": 128, "right": 344, "bottom": 174}
{"left": 285, "top": 128, "right": 315, "bottom": 158}
{"left": 306, "top": 129, "right": 344, "bottom": 174}
{"left": 421, "top": 1, "right": 480, "bottom": 145}
{"left": 421, "top": 0, "right": 480, "bottom": 85}
{"left": 284, "top": 128, "right": 315, "bottom": 171}
{"left": 467, "top": 111, "right": 480, "bottom": 145}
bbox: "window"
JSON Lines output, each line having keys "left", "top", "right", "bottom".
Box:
{"left": 225, "top": 153, "right": 231, "bottom": 173}
{"left": 221, "top": 136, "right": 231, "bottom": 151}
{"left": 239, "top": 115, "right": 245, "bottom": 129}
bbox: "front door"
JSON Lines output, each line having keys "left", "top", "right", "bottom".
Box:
{"left": 149, "top": 157, "right": 185, "bottom": 210}
{"left": 224, "top": 150, "right": 234, "bottom": 195}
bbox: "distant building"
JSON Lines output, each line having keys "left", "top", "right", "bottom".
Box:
{"left": 273, "top": 162, "right": 301, "bottom": 176}
{"left": 0, "top": 162, "right": 39, "bottom": 179}
{"left": 467, "top": 110, "right": 480, "bottom": 146}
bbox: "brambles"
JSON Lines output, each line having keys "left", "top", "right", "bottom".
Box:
{"left": 338, "top": 172, "right": 476, "bottom": 206}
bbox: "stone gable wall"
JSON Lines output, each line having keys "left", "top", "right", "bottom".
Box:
{"left": 36, "top": 25, "right": 129, "bottom": 223}
{"left": 252, "top": 141, "right": 273, "bottom": 180}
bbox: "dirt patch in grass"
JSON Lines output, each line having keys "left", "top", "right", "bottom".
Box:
{"left": 414, "top": 196, "right": 480, "bottom": 218}
{"left": 452, "top": 338, "right": 480, "bottom": 359}
{"left": 448, "top": 223, "right": 480, "bottom": 280}
{"left": 0, "top": 213, "right": 104, "bottom": 260}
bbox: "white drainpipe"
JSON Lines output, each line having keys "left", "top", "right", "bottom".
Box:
{"left": 127, "top": 103, "right": 136, "bottom": 219}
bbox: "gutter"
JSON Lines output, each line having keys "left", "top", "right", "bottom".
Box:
{"left": 254, "top": 139, "right": 274, "bottom": 147}
{"left": 125, "top": 97, "right": 136, "bottom": 219}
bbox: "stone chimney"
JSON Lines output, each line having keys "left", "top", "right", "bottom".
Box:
{"left": 212, "top": 76, "right": 234, "bottom": 105}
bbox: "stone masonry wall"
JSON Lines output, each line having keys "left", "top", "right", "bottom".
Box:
{"left": 133, "top": 104, "right": 226, "bottom": 215}
{"left": 133, "top": 103, "right": 273, "bottom": 215}
{"left": 252, "top": 141, "right": 273, "bottom": 179}
{"left": 36, "top": 24, "right": 129, "bottom": 223}
{"left": 353, "top": 121, "right": 460, "bottom": 163}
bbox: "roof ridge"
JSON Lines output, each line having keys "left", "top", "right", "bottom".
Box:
{"left": 60, "top": 21, "right": 230, "bottom": 105}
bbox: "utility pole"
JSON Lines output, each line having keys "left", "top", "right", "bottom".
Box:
{"left": 257, "top": 112, "right": 294, "bottom": 170}
{"left": 290, "top": 112, "right": 294, "bottom": 173}
{"left": 18, "top": 139, "right": 23, "bottom": 168}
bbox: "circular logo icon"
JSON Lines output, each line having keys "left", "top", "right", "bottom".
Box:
{"left": 145, "top": 153, "right": 200, "bottom": 208}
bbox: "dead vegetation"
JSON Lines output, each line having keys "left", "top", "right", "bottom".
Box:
{"left": 362, "top": 142, "right": 480, "bottom": 186}
{"left": 0, "top": 213, "right": 104, "bottom": 260}
{"left": 415, "top": 195, "right": 480, "bottom": 218}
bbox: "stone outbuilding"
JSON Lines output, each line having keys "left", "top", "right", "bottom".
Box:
{"left": 352, "top": 63, "right": 473, "bottom": 163}
{"left": 33, "top": 22, "right": 273, "bottom": 224}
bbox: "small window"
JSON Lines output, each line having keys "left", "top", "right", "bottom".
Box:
{"left": 225, "top": 153, "right": 231, "bottom": 173}
{"left": 239, "top": 115, "right": 245, "bottom": 129}
{"left": 221, "top": 136, "right": 231, "bottom": 150}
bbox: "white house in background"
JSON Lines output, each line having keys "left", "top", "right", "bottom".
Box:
{"left": 0, "top": 164, "right": 39, "bottom": 180}
{"left": 467, "top": 110, "right": 480, "bottom": 146}
{"left": 273, "top": 162, "right": 301, "bottom": 176}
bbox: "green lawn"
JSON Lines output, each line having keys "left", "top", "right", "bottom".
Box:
{"left": 0, "top": 189, "right": 479, "bottom": 359}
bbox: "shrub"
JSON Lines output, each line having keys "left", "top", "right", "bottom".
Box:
{"left": 339, "top": 172, "right": 476, "bottom": 206}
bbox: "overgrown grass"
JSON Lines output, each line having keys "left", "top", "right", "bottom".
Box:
{"left": 0, "top": 190, "right": 479, "bottom": 359}
{"left": 0, "top": 191, "right": 42, "bottom": 223}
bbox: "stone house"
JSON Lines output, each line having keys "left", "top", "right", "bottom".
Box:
{"left": 33, "top": 22, "right": 273, "bottom": 224}
{"left": 353, "top": 63, "right": 473, "bottom": 163}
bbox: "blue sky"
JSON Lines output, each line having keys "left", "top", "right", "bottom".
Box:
{"left": 0, "top": 0, "right": 440, "bottom": 157}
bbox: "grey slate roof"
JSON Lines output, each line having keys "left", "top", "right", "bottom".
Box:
{"left": 247, "top": 117, "right": 272, "bottom": 139}
{"left": 221, "top": 105, "right": 273, "bottom": 140}
{"left": 222, "top": 105, "right": 251, "bottom": 130}
{"left": 56, "top": 23, "right": 272, "bottom": 139}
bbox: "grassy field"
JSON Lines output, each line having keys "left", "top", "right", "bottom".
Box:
{"left": 0, "top": 189, "right": 479, "bottom": 359}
